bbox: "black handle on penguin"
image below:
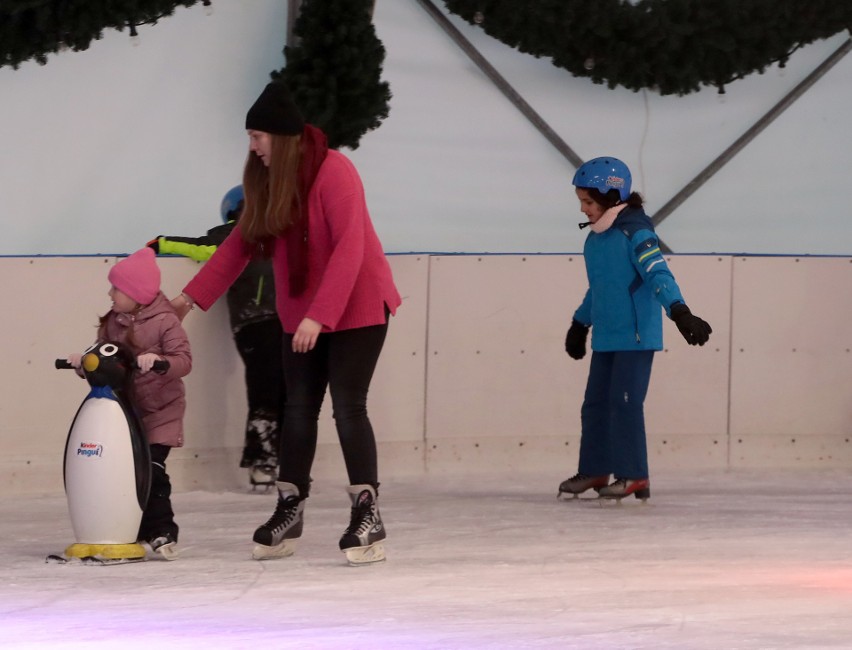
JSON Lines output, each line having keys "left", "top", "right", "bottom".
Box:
{"left": 53, "top": 359, "right": 169, "bottom": 373}
{"left": 149, "top": 360, "right": 170, "bottom": 375}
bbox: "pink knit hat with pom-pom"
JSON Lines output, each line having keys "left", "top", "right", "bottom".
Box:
{"left": 108, "top": 248, "right": 161, "bottom": 305}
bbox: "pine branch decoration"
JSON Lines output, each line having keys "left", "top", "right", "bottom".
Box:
{"left": 444, "top": 0, "right": 852, "bottom": 95}
{"left": 273, "top": 0, "right": 391, "bottom": 150}
{"left": 1, "top": 0, "right": 210, "bottom": 70}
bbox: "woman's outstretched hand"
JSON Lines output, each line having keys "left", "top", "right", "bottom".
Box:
{"left": 292, "top": 318, "right": 322, "bottom": 353}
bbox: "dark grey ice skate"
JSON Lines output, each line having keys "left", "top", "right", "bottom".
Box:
{"left": 251, "top": 482, "right": 304, "bottom": 560}
{"left": 339, "top": 484, "right": 386, "bottom": 565}
{"left": 557, "top": 473, "right": 610, "bottom": 499}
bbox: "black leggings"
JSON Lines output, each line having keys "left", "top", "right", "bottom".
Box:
{"left": 234, "top": 318, "right": 285, "bottom": 467}
{"left": 279, "top": 318, "right": 389, "bottom": 497}
{"left": 137, "top": 443, "right": 178, "bottom": 542}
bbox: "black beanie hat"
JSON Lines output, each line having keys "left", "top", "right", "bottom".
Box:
{"left": 245, "top": 82, "right": 305, "bottom": 136}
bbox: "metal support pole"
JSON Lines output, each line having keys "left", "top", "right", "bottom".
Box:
{"left": 414, "top": 0, "right": 584, "bottom": 169}
{"left": 652, "top": 38, "right": 851, "bottom": 231}
{"left": 287, "top": 0, "right": 303, "bottom": 48}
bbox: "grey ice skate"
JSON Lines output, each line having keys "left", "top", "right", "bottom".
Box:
{"left": 252, "top": 482, "right": 304, "bottom": 560}
{"left": 557, "top": 473, "right": 610, "bottom": 499}
{"left": 339, "top": 484, "right": 386, "bottom": 566}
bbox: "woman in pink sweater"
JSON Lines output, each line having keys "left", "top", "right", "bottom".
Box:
{"left": 175, "top": 82, "right": 400, "bottom": 565}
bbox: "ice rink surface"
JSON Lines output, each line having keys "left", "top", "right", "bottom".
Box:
{"left": 2, "top": 469, "right": 852, "bottom": 649}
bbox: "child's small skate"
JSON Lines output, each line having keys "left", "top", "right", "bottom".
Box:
{"left": 147, "top": 533, "right": 179, "bottom": 560}
{"left": 249, "top": 463, "right": 277, "bottom": 492}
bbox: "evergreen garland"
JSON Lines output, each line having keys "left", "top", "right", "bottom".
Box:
{"left": 1, "top": 0, "right": 210, "bottom": 69}
{"left": 273, "top": 0, "right": 391, "bottom": 150}
{"left": 443, "top": 0, "right": 852, "bottom": 95}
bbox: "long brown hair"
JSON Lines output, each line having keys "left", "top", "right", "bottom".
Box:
{"left": 239, "top": 133, "right": 303, "bottom": 243}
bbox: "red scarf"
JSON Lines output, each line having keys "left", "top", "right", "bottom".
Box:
{"left": 286, "top": 124, "right": 328, "bottom": 296}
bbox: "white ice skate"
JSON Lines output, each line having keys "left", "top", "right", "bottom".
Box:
{"left": 148, "top": 534, "right": 179, "bottom": 561}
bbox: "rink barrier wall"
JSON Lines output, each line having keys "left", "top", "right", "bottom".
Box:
{"left": 2, "top": 254, "right": 850, "bottom": 497}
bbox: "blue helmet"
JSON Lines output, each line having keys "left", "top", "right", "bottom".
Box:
{"left": 572, "top": 157, "right": 632, "bottom": 202}
{"left": 220, "top": 185, "right": 244, "bottom": 223}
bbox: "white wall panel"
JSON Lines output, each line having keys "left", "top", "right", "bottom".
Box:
{"left": 728, "top": 256, "right": 852, "bottom": 466}
{"left": 729, "top": 257, "right": 852, "bottom": 436}
{"left": 2, "top": 254, "right": 850, "bottom": 497}
{"left": 425, "top": 254, "right": 588, "bottom": 442}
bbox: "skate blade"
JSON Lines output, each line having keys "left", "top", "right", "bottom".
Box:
{"left": 558, "top": 490, "right": 605, "bottom": 501}
{"left": 558, "top": 491, "right": 593, "bottom": 501}
{"left": 252, "top": 538, "right": 297, "bottom": 560}
{"left": 597, "top": 495, "right": 650, "bottom": 505}
{"left": 343, "top": 542, "right": 386, "bottom": 566}
{"left": 46, "top": 553, "right": 146, "bottom": 566}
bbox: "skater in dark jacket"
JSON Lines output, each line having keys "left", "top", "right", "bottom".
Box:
{"left": 148, "top": 185, "right": 284, "bottom": 490}
{"left": 67, "top": 247, "right": 192, "bottom": 557}
{"left": 558, "top": 157, "right": 711, "bottom": 502}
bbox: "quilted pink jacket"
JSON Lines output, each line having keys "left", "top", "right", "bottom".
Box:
{"left": 98, "top": 292, "right": 192, "bottom": 447}
{"left": 183, "top": 150, "right": 401, "bottom": 333}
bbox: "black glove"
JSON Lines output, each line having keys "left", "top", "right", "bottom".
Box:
{"left": 146, "top": 236, "right": 161, "bottom": 254}
{"left": 670, "top": 303, "right": 712, "bottom": 346}
{"left": 564, "top": 320, "right": 590, "bottom": 360}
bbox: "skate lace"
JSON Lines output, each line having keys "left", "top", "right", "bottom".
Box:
{"left": 345, "top": 503, "right": 372, "bottom": 536}
{"left": 263, "top": 497, "right": 300, "bottom": 532}
{"left": 567, "top": 473, "right": 590, "bottom": 483}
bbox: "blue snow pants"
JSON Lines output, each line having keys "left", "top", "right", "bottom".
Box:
{"left": 578, "top": 350, "right": 655, "bottom": 480}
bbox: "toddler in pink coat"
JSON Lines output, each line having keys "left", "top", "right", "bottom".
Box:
{"left": 67, "top": 248, "right": 192, "bottom": 558}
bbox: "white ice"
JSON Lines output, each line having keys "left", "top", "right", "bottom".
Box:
{"left": 2, "top": 470, "right": 852, "bottom": 649}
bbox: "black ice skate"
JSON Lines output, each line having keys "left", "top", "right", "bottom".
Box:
{"left": 597, "top": 478, "right": 651, "bottom": 503}
{"left": 557, "top": 473, "right": 610, "bottom": 499}
{"left": 339, "top": 484, "right": 386, "bottom": 566}
{"left": 249, "top": 463, "right": 277, "bottom": 492}
{"left": 252, "top": 482, "right": 304, "bottom": 560}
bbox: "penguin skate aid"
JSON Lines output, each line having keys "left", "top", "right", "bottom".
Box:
{"left": 557, "top": 156, "right": 712, "bottom": 505}
{"left": 49, "top": 247, "right": 193, "bottom": 564}
{"left": 50, "top": 343, "right": 175, "bottom": 564}
{"left": 171, "top": 82, "right": 400, "bottom": 565}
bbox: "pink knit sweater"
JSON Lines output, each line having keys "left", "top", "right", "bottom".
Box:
{"left": 183, "top": 150, "right": 401, "bottom": 333}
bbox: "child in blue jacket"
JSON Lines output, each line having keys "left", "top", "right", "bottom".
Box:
{"left": 558, "top": 157, "right": 711, "bottom": 502}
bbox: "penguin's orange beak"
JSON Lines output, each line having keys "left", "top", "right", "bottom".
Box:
{"left": 82, "top": 353, "right": 100, "bottom": 372}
